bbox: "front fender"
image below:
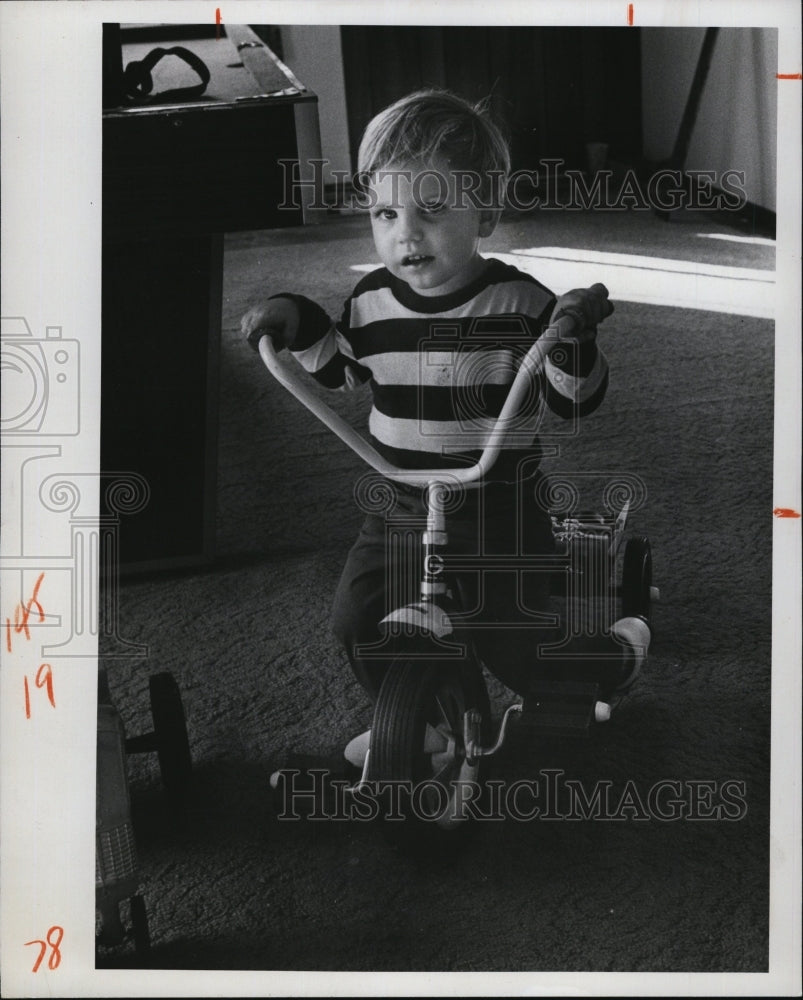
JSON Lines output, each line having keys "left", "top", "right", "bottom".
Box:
{"left": 380, "top": 601, "right": 454, "bottom": 639}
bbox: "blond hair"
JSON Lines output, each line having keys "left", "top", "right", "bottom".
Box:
{"left": 356, "top": 89, "right": 510, "bottom": 207}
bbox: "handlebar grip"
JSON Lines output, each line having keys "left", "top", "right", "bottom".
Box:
{"left": 550, "top": 283, "right": 613, "bottom": 334}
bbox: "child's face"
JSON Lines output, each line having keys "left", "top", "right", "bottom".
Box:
{"left": 367, "top": 157, "right": 499, "bottom": 297}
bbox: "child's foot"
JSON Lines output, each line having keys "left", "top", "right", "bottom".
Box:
{"left": 344, "top": 723, "right": 448, "bottom": 768}
{"left": 268, "top": 753, "right": 359, "bottom": 814}
{"left": 610, "top": 615, "right": 651, "bottom": 692}
{"left": 595, "top": 616, "right": 651, "bottom": 721}
{"left": 344, "top": 729, "right": 371, "bottom": 768}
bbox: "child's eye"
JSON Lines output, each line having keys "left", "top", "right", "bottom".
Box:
{"left": 373, "top": 208, "right": 397, "bottom": 221}
{"left": 421, "top": 202, "right": 445, "bottom": 215}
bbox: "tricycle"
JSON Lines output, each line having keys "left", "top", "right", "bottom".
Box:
{"left": 257, "top": 296, "right": 656, "bottom": 848}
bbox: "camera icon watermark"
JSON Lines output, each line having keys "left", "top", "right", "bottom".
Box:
{"left": 1, "top": 317, "right": 80, "bottom": 437}
{"left": 1, "top": 314, "right": 146, "bottom": 658}
{"left": 416, "top": 315, "right": 580, "bottom": 450}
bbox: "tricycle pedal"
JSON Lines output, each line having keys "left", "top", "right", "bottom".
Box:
{"left": 521, "top": 680, "right": 601, "bottom": 738}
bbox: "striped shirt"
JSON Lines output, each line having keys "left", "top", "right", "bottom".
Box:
{"left": 278, "top": 258, "right": 608, "bottom": 481}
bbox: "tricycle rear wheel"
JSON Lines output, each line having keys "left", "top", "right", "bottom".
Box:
{"left": 621, "top": 536, "right": 653, "bottom": 624}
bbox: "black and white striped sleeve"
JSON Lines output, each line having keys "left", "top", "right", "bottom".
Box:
{"left": 270, "top": 293, "right": 371, "bottom": 391}
{"left": 543, "top": 337, "right": 609, "bottom": 418}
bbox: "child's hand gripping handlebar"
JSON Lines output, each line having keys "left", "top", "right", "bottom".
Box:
{"left": 257, "top": 283, "right": 612, "bottom": 489}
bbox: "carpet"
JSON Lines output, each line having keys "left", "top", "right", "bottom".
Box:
{"left": 98, "top": 206, "right": 776, "bottom": 974}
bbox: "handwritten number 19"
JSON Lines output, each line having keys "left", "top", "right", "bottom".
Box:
{"left": 24, "top": 663, "right": 56, "bottom": 719}
{"left": 25, "top": 925, "right": 63, "bottom": 972}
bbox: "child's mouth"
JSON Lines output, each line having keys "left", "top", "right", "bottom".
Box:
{"left": 401, "top": 254, "right": 434, "bottom": 268}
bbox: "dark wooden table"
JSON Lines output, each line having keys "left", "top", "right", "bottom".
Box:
{"left": 102, "top": 23, "right": 321, "bottom": 573}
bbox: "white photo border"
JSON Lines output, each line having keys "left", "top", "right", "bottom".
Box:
{"left": 1, "top": 1, "right": 800, "bottom": 996}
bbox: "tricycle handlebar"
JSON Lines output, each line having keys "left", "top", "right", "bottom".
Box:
{"left": 258, "top": 312, "right": 583, "bottom": 488}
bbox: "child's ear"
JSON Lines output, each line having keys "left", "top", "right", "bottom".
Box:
{"left": 478, "top": 208, "right": 502, "bottom": 238}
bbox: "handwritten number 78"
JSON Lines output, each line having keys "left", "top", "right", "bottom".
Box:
{"left": 25, "top": 925, "right": 63, "bottom": 971}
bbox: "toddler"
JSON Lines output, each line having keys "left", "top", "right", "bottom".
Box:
{"left": 242, "top": 90, "right": 649, "bottom": 763}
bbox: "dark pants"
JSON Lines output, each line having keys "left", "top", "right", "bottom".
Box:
{"left": 332, "top": 477, "right": 571, "bottom": 700}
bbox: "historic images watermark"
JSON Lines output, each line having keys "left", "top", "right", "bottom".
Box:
{"left": 279, "top": 158, "right": 748, "bottom": 214}
{"left": 273, "top": 769, "right": 748, "bottom": 823}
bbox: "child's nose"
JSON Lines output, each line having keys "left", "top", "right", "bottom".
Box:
{"left": 397, "top": 210, "right": 423, "bottom": 243}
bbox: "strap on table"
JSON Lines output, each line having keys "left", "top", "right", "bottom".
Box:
{"left": 123, "top": 46, "right": 211, "bottom": 103}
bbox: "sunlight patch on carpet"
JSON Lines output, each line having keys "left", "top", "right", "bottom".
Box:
{"left": 350, "top": 248, "right": 775, "bottom": 318}
{"left": 695, "top": 233, "right": 776, "bottom": 247}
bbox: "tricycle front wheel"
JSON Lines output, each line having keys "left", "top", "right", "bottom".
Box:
{"left": 370, "top": 656, "right": 491, "bottom": 852}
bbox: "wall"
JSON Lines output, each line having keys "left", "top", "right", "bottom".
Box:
{"left": 279, "top": 25, "right": 353, "bottom": 184}
{"left": 641, "top": 28, "right": 777, "bottom": 212}
{"left": 339, "top": 26, "right": 642, "bottom": 175}
{"left": 279, "top": 26, "right": 778, "bottom": 212}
